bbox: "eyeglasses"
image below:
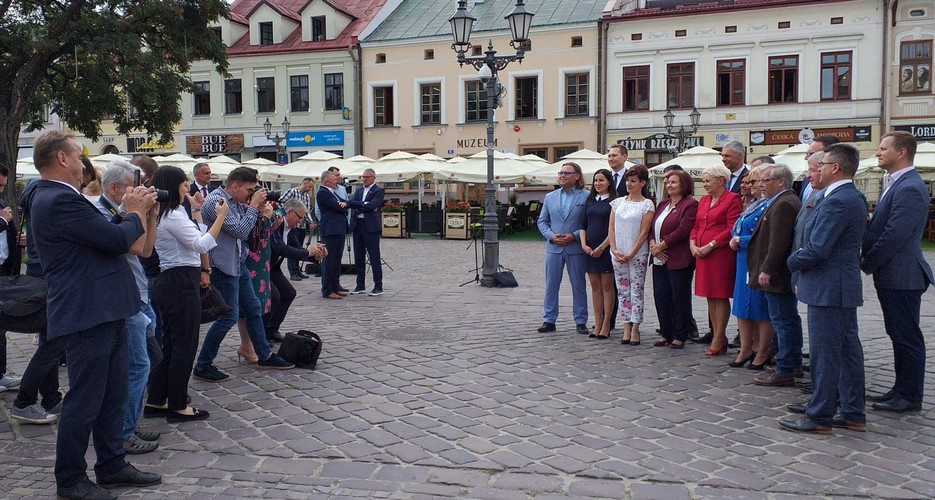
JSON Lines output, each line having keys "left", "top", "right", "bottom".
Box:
{"left": 817, "top": 161, "right": 838, "bottom": 168}
{"left": 557, "top": 171, "right": 578, "bottom": 176}
{"left": 757, "top": 177, "right": 782, "bottom": 183}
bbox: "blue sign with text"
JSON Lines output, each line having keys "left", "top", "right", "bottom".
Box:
{"left": 286, "top": 131, "right": 344, "bottom": 147}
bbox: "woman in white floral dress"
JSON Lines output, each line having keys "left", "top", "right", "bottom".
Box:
{"left": 608, "top": 166, "right": 655, "bottom": 345}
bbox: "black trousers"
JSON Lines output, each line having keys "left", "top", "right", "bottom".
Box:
{"left": 286, "top": 227, "right": 308, "bottom": 277}
{"left": 13, "top": 330, "right": 63, "bottom": 410}
{"left": 652, "top": 264, "right": 696, "bottom": 342}
{"left": 264, "top": 267, "right": 296, "bottom": 334}
{"left": 321, "top": 234, "right": 344, "bottom": 297}
{"left": 147, "top": 267, "right": 200, "bottom": 411}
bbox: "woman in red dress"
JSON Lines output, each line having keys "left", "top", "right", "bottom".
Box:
{"left": 689, "top": 165, "right": 742, "bottom": 356}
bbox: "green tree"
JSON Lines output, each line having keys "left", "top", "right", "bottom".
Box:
{"left": 0, "top": 0, "right": 230, "bottom": 208}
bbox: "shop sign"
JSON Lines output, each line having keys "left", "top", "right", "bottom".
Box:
{"left": 186, "top": 134, "right": 244, "bottom": 154}
{"left": 286, "top": 131, "right": 344, "bottom": 147}
{"left": 893, "top": 124, "right": 935, "bottom": 141}
{"left": 617, "top": 133, "right": 703, "bottom": 151}
{"left": 749, "top": 126, "right": 872, "bottom": 146}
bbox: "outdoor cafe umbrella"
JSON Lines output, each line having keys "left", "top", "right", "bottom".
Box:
{"left": 154, "top": 153, "right": 200, "bottom": 172}
{"left": 527, "top": 149, "right": 632, "bottom": 185}
{"left": 770, "top": 143, "right": 810, "bottom": 179}
{"left": 89, "top": 153, "right": 131, "bottom": 170}
{"left": 647, "top": 145, "right": 723, "bottom": 196}
{"left": 433, "top": 150, "right": 528, "bottom": 184}
{"left": 203, "top": 155, "right": 244, "bottom": 179}
{"left": 343, "top": 155, "right": 376, "bottom": 179}
{"left": 261, "top": 150, "right": 357, "bottom": 184}
{"left": 370, "top": 151, "right": 438, "bottom": 184}
{"left": 14, "top": 157, "right": 40, "bottom": 179}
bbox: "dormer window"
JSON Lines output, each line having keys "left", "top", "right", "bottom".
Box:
{"left": 312, "top": 16, "right": 326, "bottom": 41}
{"left": 260, "top": 22, "right": 273, "bottom": 45}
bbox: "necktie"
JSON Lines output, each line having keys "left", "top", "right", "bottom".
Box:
{"left": 202, "top": 186, "right": 208, "bottom": 197}
{"left": 613, "top": 173, "right": 619, "bottom": 190}
{"left": 561, "top": 191, "right": 572, "bottom": 218}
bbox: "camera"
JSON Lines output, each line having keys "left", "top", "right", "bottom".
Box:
{"left": 266, "top": 190, "right": 281, "bottom": 203}
{"left": 155, "top": 189, "right": 170, "bottom": 203}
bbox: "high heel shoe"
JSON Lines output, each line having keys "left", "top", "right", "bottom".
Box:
{"left": 728, "top": 353, "right": 755, "bottom": 368}
{"left": 747, "top": 360, "right": 767, "bottom": 371}
{"left": 705, "top": 343, "right": 728, "bottom": 356}
{"left": 237, "top": 347, "right": 258, "bottom": 365}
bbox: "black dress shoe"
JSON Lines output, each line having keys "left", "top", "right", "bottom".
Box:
{"left": 266, "top": 330, "right": 285, "bottom": 343}
{"left": 537, "top": 322, "right": 556, "bottom": 333}
{"left": 690, "top": 332, "right": 713, "bottom": 344}
{"left": 778, "top": 416, "right": 832, "bottom": 435}
{"left": 142, "top": 405, "right": 170, "bottom": 419}
{"left": 866, "top": 389, "right": 896, "bottom": 403}
{"left": 57, "top": 478, "right": 117, "bottom": 500}
{"left": 728, "top": 334, "right": 741, "bottom": 348}
{"left": 575, "top": 324, "right": 590, "bottom": 335}
{"left": 298, "top": 272, "right": 310, "bottom": 278}
{"left": 97, "top": 463, "right": 162, "bottom": 488}
{"left": 832, "top": 414, "right": 867, "bottom": 432}
{"left": 872, "top": 396, "right": 922, "bottom": 413}
{"left": 786, "top": 402, "right": 808, "bottom": 414}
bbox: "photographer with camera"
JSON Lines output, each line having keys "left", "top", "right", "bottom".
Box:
{"left": 193, "top": 167, "right": 293, "bottom": 382}
{"left": 280, "top": 177, "right": 317, "bottom": 280}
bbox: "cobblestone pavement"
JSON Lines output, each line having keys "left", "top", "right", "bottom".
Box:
{"left": 1, "top": 238, "right": 934, "bottom": 499}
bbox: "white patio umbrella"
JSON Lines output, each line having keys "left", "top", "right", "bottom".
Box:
{"left": 648, "top": 146, "right": 723, "bottom": 178}
{"left": 89, "top": 153, "right": 131, "bottom": 169}
{"left": 370, "top": 151, "right": 438, "bottom": 183}
{"left": 261, "top": 150, "right": 357, "bottom": 184}
{"left": 770, "top": 143, "right": 810, "bottom": 179}
{"left": 154, "top": 153, "right": 199, "bottom": 172}
{"left": 527, "top": 149, "right": 633, "bottom": 185}
{"left": 343, "top": 155, "right": 376, "bottom": 179}
{"left": 433, "top": 150, "right": 528, "bottom": 184}
{"left": 14, "top": 157, "right": 40, "bottom": 179}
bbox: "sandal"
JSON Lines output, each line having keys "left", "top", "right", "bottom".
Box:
{"left": 653, "top": 338, "right": 670, "bottom": 347}
{"left": 669, "top": 340, "right": 684, "bottom": 349}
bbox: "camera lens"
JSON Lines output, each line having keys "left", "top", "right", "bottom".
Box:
{"left": 266, "top": 190, "right": 281, "bottom": 203}
{"left": 155, "top": 189, "right": 170, "bottom": 203}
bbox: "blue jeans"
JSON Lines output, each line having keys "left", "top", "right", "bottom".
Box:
{"left": 765, "top": 291, "right": 803, "bottom": 376}
{"left": 122, "top": 304, "right": 151, "bottom": 441}
{"left": 196, "top": 264, "right": 272, "bottom": 369}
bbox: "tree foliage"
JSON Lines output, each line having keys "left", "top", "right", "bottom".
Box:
{"left": 0, "top": 0, "right": 230, "bottom": 205}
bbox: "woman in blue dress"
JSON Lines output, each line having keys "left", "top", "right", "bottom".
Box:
{"left": 579, "top": 169, "right": 617, "bottom": 339}
{"left": 727, "top": 167, "right": 774, "bottom": 369}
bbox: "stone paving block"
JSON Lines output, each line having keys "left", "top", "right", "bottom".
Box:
{"left": 320, "top": 461, "right": 378, "bottom": 479}
{"left": 566, "top": 478, "right": 628, "bottom": 498}
{"left": 630, "top": 483, "right": 692, "bottom": 500}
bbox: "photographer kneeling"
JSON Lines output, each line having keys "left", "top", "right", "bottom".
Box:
{"left": 266, "top": 199, "right": 327, "bottom": 338}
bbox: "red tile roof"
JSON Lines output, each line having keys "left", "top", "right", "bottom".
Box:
{"left": 226, "top": 0, "right": 388, "bottom": 56}
{"left": 605, "top": 0, "right": 839, "bottom": 21}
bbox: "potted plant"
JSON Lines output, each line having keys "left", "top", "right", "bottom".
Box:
{"left": 381, "top": 203, "right": 406, "bottom": 238}
{"left": 444, "top": 201, "right": 472, "bottom": 239}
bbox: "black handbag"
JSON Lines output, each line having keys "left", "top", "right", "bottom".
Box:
{"left": 0, "top": 274, "right": 48, "bottom": 333}
{"left": 200, "top": 285, "right": 232, "bottom": 324}
{"left": 278, "top": 330, "right": 322, "bottom": 369}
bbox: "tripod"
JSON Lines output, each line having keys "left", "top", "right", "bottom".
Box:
{"left": 459, "top": 223, "right": 485, "bottom": 287}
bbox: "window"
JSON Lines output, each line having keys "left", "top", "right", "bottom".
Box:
{"left": 256, "top": 77, "right": 275, "bottom": 113}
{"left": 290, "top": 75, "right": 309, "bottom": 112}
{"left": 778, "top": 21, "right": 790, "bottom": 29}
{"left": 424, "top": 49, "right": 434, "bottom": 60}
{"left": 465, "top": 81, "right": 488, "bottom": 121}
{"left": 212, "top": 27, "right": 222, "bottom": 41}
{"left": 667, "top": 63, "right": 694, "bottom": 109}
{"left": 623, "top": 65, "right": 650, "bottom": 111}
{"left": 324, "top": 73, "right": 343, "bottom": 110}
{"left": 224, "top": 79, "right": 242, "bottom": 114}
{"left": 193, "top": 81, "right": 210, "bottom": 115}
{"left": 312, "top": 16, "right": 326, "bottom": 41}
{"left": 565, "top": 73, "right": 588, "bottom": 117}
{"left": 631, "top": 33, "right": 642, "bottom": 41}
{"left": 716, "top": 59, "right": 745, "bottom": 106}
{"left": 376, "top": 53, "right": 386, "bottom": 63}
{"left": 259, "top": 22, "right": 273, "bottom": 45}
{"left": 471, "top": 45, "right": 482, "bottom": 56}
{"left": 374, "top": 86, "right": 394, "bottom": 126}
{"left": 420, "top": 83, "right": 441, "bottom": 125}
{"left": 571, "top": 36, "right": 582, "bottom": 47}
{"left": 768, "top": 55, "right": 798, "bottom": 103}
{"left": 830, "top": 17, "right": 843, "bottom": 25}
{"left": 725, "top": 25, "right": 737, "bottom": 33}
{"left": 820, "top": 51, "right": 852, "bottom": 101}
{"left": 899, "top": 41, "right": 932, "bottom": 94}
{"left": 515, "top": 76, "right": 538, "bottom": 119}
{"left": 675, "top": 30, "right": 686, "bottom": 37}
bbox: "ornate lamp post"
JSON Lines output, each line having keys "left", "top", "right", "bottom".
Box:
{"left": 448, "top": 0, "right": 534, "bottom": 287}
{"left": 263, "top": 115, "right": 291, "bottom": 163}
{"left": 662, "top": 106, "right": 701, "bottom": 153}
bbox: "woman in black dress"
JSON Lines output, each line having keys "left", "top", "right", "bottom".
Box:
{"left": 579, "top": 169, "right": 617, "bottom": 339}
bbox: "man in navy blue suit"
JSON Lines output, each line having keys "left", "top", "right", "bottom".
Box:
{"left": 783, "top": 143, "right": 868, "bottom": 435}
{"left": 861, "top": 131, "right": 934, "bottom": 413}
{"left": 318, "top": 169, "right": 362, "bottom": 299}
{"left": 349, "top": 168, "right": 385, "bottom": 296}
{"left": 30, "top": 131, "right": 161, "bottom": 498}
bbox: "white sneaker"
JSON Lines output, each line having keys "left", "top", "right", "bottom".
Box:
{"left": 11, "top": 403, "right": 58, "bottom": 424}
{"left": 0, "top": 374, "right": 21, "bottom": 389}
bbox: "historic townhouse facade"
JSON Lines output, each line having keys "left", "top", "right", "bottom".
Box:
{"left": 603, "top": 0, "right": 885, "bottom": 165}
{"left": 886, "top": 0, "right": 934, "bottom": 143}
{"left": 178, "top": 0, "right": 388, "bottom": 163}
{"left": 358, "top": 0, "right": 605, "bottom": 163}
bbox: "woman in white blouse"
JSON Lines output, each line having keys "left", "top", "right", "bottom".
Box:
{"left": 145, "top": 166, "right": 228, "bottom": 423}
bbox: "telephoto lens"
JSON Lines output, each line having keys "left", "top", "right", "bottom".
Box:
{"left": 265, "top": 190, "right": 281, "bottom": 203}
{"left": 155, "top": 189, "right": 170, "bottom": 203}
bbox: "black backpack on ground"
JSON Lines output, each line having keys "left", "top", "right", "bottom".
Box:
{"left": 278, "top": 330, "right": 322, "bottom": 369}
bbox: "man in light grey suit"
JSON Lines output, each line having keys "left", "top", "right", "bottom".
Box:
{"left": 861, "top": 131, "right": 934, "bottom": 413}
{"left": 783, "top": 143, "right": 868, "bottom": 435}
{"left": 537, "top": 162, "right": 589, "bottom": 334}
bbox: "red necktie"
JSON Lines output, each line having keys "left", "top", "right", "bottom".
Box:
{"left": 202, "top": 187, "right": 208, "bottom": 197}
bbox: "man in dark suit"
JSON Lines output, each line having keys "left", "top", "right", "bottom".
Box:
{"left": 30, "top": 131, "right": 161, "bottom": 498}
{"left": 265, "top": 199, "right": 327, "bottom": 338}
{"left": 721, "top": 141, "right": 748, "bottom": 194}
{"left": 318, "top": 169, "right": 361, "bottom": 299}
{"left": 783, "top": 143, "right": 867, "bottom": 435}
{"left": 861, "top": 131, "right": 934, "bottom": 413}
{"left": 350, "top": 168, "right": 385, "bottom": 296}
{"left": 747, "top": 164, "right": 803, "bottom": 387}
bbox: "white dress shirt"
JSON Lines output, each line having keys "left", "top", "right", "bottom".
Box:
{"left": 156, "top": 206, "right": 217, "bottom": 271}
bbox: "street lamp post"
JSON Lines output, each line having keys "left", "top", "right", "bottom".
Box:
{"left": 662, "top": 107, "right": 701, "bottom": 153}
{"left": 448, "top": 0, "right": 534, "bottom": 287}
{"left": 263, "top": 116, "right": 291, "bottom": 163}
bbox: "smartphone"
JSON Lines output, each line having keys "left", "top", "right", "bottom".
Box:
{"left": 133, "top": 168, "right": 141, "bottom": 186}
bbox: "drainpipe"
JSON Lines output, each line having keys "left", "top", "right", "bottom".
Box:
{"left": 881, "top": 0, "right": 892, "bottom": 133}
{"left": 598, "top": 20, "right": 607, "bottom": 152}
{"left": 349, "top": 44, "right": 363, "bottom": 155}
